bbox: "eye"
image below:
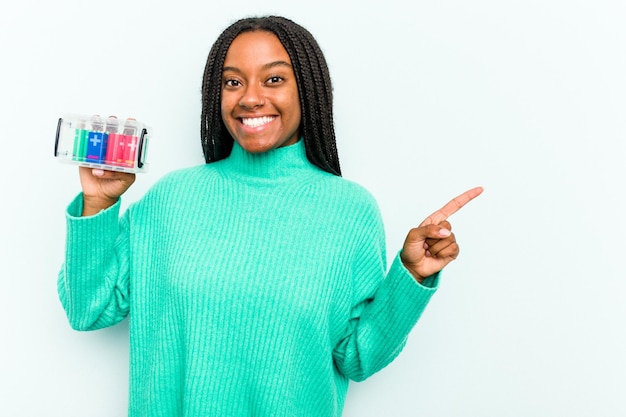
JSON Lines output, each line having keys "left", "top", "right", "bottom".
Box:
{"left": 266, "top": 75, "right": 284, "bottom": 85}
{"left": 223, "top": 78, "right": 241, "bottom": 88}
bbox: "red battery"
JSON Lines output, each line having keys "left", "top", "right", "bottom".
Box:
{"left": 105, "top": 133, "right": 123, "bottom": 165}
{"left": 120, "top": 118, "right": 138, "bottom": 167}
{"left": 123, "top": 134, "right": 139, "bottom": 167}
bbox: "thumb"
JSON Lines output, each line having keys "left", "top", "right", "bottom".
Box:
{"left": 405, "top": 224, "right": 451, "bottom": 245}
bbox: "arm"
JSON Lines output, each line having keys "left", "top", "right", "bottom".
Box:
{"left": 332, "top": 201, "right": 439, "bottom": 382}
{"left": 332, "top": 186, "right": 483, "bottom": 381}
{"left": 57, "top": 193, "right": 131, "bottom": 331}
{"left": 333, "top": 251, "right": 438, "bottom": 382}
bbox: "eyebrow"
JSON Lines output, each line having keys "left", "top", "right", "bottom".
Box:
{"left": 222, "top": 60, "right": 293, "bottom": 74}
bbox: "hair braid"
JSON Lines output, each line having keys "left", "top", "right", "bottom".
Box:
{"left": 301, "top": 32, "right": 339, "bottom": 174}
{"left": 200, "top": 30, "right": 238, "bottom": 162}
{"left": 200, "top": 16, "right": 342, "bottom": 176}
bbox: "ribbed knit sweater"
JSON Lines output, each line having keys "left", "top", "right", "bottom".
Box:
{"left": 58, "top": 139, "right": 439, "bottom": 417}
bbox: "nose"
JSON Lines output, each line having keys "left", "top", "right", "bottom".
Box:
{"left": 238, "top": 84, "right": 265, "bottom": 109}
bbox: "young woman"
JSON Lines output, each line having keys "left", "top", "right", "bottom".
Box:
{"left": 59, "top": 15, "right": 482, "bottom": 417}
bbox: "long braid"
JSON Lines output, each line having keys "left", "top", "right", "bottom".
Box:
{"left": 301, "top": 30, "right": 339, "bottom": 175}
{"left": 200, "top": 16, "right": 342, "bottom": 176}
{"left": 201, "top": 31, "right": 238, "bottom": 162}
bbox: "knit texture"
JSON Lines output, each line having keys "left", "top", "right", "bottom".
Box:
{"left": 58, "top": 139, "right": 439, "bottom": 417}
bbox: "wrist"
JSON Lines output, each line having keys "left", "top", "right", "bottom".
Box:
{"left": 82, "top": 195, "right": 118, "bottom": 216}
{"left": 400, "top": 252, "right": 426, "bottom": 284}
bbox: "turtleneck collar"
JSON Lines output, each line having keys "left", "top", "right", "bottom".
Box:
{"left": 216, "top": 139, "right": 320, "bottom": 183}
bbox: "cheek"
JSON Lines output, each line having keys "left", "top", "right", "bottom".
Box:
{"left": 219, "top": 101, "right": 237, "bottom": 138}
{"left": 290, "top": 100, "right": 302, "bottom": 130}
{"left": 281, "top": 90, "right": 301, "bottom": 124}
{"left": 220, "top": 97, "right": 228, "bottom": 119}
{"left": 220, "top": 91, "right": 237, "bottom": 115}
{"left": 220, "top": 99, "right": 234, "bottom": 125}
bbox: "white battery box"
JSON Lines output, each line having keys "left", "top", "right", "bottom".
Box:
{"left": 54, "top": 114, "right": 151, "bottom": 173}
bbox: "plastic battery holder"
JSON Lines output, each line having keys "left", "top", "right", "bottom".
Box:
{"left": 54, "top": 114, "right": 151, "bottom": 173}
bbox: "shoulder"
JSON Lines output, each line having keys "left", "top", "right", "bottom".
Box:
{"left": 129, "top": 164, "right": 218, "bottom": 210}
{"left": 146, "top": 164, "right": 216, "bottom": 193}
{"left": 319, "top": 173, "right": 379, "bottom": 206}
{"left": 158, "top": 164, "right": 213, "bottom": 184}
{"left": 308, "top": 173, "right": 383, "bottom": 224}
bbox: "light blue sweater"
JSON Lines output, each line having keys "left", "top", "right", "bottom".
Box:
{"left": 58, "top": 139, "right": 438, "bottom": 416}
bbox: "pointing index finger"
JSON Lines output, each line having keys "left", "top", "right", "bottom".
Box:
{"left": 421, "top": 186, "right": 484, "bottom": 226}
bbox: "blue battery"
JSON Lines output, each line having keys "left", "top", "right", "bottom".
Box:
{"left": 86, "top": 131, "right": 108, "bottom": 163}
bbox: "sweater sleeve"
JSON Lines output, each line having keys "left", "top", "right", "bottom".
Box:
{"left": 57, "top": 193, "right": 131, "bottom": 331}
{"left": 332, "top": 202, "right": 439, "bottom": 382}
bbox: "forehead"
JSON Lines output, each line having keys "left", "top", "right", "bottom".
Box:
{"left": 224, "top": 31, "right": 292, "bottom": 66}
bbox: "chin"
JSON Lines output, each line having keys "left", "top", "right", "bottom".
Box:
{"left": 238, "top": 141, "right": 275, "bottom": 154}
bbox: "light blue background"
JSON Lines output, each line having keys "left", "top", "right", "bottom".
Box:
{"left": 1, "top": 0, "right": 625, "bottom": 415}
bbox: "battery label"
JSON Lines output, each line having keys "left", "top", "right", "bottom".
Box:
{"left": 124, "top": 135, "right": 138, "bottom": 167}
{"left": 86, "top": 131, "right": 108, "bottom": 163}
{"left": 72, "top": 128, "right": 89, "bottom": 161}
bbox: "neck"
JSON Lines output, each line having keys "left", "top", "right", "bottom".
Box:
{"left": 216, "top": 139, "right": 319, "bottom": 183}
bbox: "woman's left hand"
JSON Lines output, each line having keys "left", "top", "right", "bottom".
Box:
{"left": 400, "top": 186, "right": 483, "bottom": 283}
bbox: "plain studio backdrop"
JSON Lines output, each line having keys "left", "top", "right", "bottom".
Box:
{"left": 1, "top": 0, "right": 624, "bottom": 416}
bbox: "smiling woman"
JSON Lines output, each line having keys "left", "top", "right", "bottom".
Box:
{"left": 200, "top": 16, "right": 343, "bottom": 176}
{"left": 57, "top": 14, "right": 482, "bottom": 417}
{"left": 220, "top": 31, "right": 302, "bottom": 154}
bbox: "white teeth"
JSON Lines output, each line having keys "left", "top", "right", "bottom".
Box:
{"left": 242, "top": 116, "right": 274, "bottom": 128}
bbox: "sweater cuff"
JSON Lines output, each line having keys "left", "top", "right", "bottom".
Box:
{"left": 67, "top": 192, "right": 121, "bottom": 219}
{"left": 66, "top": 193, "right": 121, "bottom": 245}
{"left": 383, "top": 252, "right": 439, "bottom": 322}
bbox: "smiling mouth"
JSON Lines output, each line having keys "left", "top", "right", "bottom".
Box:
{"left": 241, "top": 116, "right": 276, "bottom": 128}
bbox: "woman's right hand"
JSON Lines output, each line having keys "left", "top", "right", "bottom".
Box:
{"left": 79, "top": 167, "right": 136, "bottom": 216}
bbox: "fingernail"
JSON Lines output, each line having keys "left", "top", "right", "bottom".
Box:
{"left": 439, "top": 228, "right": 451, "bottom": 237}
{"left": 93, "top": 169, "right": 104, "bottom": 177}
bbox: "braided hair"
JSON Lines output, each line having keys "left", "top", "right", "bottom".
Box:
{"left": 200, "top": 15, "right": 341, "bottom": 176}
